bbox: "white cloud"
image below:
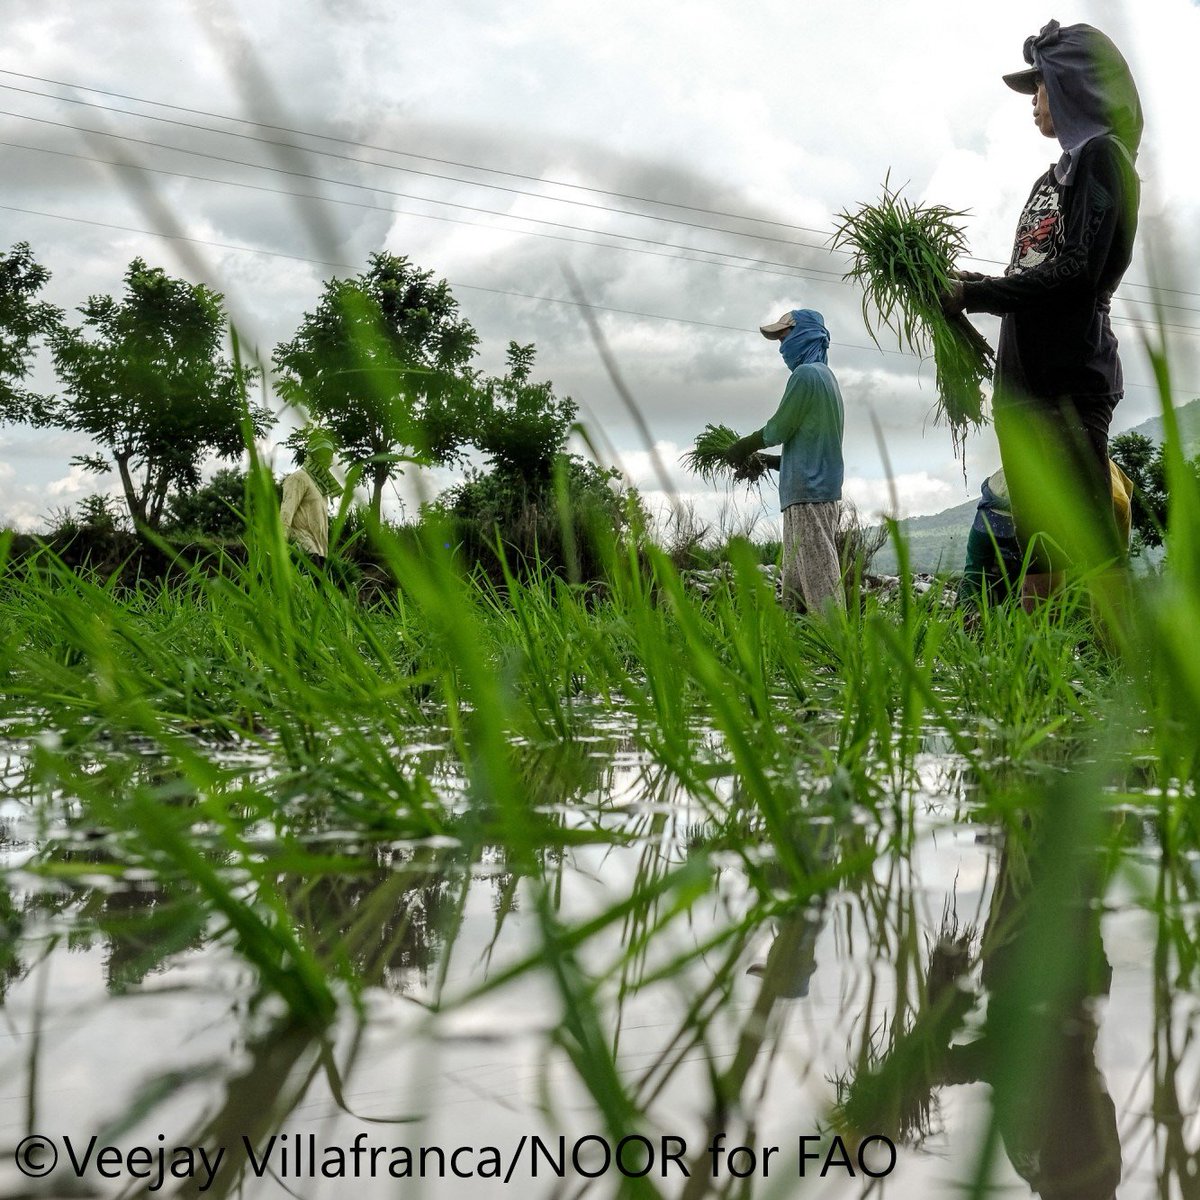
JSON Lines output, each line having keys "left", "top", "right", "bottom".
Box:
{"left": 844, "top": 472, "right": 959, "bottom": 522}
{"left": 46, "top": 464, "right": 106, "bottom": 499}
{"left": 1, "top": 0, "right": 1196, "bottom": 532}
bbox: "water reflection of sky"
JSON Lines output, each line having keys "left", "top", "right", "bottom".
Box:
{"left": 0, "top": 735, "right": 1190, "bottom": 1198}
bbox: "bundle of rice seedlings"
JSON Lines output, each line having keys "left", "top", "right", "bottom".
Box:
{"left": 682, "top": 424, "right": 770, "bottom": 486}
{"left": 832, "top": 178, "right": 995, "bottom": 458}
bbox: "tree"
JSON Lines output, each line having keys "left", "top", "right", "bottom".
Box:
{"left": 1109, "top": 432, "right": 1163, "bottom": 551}
{"left": 474, "top": 342, "right": 578, "bottom": 482}
{"left": 163, "top": 466, "right": 259, "bottom": 538}
{"left": 49, "top": 259, "right": 273, "bottom": 531}
{"left": 0, "top": 242, "right": 61, "bottom": 425}
{"left": 273, "top": 253, "right": 479, "bottom": 519}
{"left": 431, "top": 343, "right": 640, "bottom": 580}
{"left": 1109, "top": 429, "right": 1200, "bottom": 553}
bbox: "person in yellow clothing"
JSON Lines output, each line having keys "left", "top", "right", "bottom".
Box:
{"left": 279, "top": 430, "right": 342, "bottom": 561}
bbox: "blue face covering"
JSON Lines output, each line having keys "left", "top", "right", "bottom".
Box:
{"left": 778, "top": 309, "right": 831, "bottom": 370}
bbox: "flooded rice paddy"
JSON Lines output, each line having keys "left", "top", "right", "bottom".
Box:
{"left": 0, "top": 717, "right": 1188, "bottom": 1200}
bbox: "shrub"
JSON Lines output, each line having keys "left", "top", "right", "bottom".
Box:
{"left": 838, "top": 500, "right": 888, "bottom": 578}
{"left": 163, "top": 468, "right": 262, "bottom": 539}
{"left": 430, "top": 455, "right": 638, "bottom": 582}
{"left": 46, "top": 493, "right": 128, "bottom": 540}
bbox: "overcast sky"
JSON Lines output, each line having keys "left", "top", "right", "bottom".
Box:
{"left": 2, "top": 0, "right": 1198, "bottom": 532}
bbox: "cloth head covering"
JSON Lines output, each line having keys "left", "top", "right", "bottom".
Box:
{"left": 300, "top": 427, "right": 343, "bottom": 498}
{"left": 1015, "top": 20, "right": 1143, "bottom": 186}
{"left": 973, "top": 469, "right": 1016, "bottom": 540}
{"left": 777, "top": 309, "right": 831, "bottom": 371}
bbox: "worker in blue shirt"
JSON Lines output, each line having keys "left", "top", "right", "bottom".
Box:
{"left": 727, "top": 309, "right": 846, "bottom": 614}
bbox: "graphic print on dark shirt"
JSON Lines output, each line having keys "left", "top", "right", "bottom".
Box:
{"left": 1008, "top": 177, "right": 1062, "bottom": 274}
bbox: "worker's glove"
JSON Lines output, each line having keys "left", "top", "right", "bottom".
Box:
{"left": 942, "top": 269, "right": 988, "bottom": 317}
{"left": 760, "top": 453, "right": 781, "bottom": 472}
{"left": 726, "top": 429, "right": 766, "bottom": 468}
{"left": 940, "top": 280, "right": 967, "bottom": 318}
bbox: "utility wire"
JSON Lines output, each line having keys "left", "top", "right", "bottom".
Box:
{"left": 6, "top": 125, "right": 1199, "bottom": 337}
{"left": 0, "top": 67, "right": 831, "bottom": 234}
{"left": 0, "top": 200, "right": 919, "bottom": 359}
{"left": 0, "top": 114, "right": 851, "bottom": 282}
{"left": 2, "top": 68, "right": 1198, "bottom": 307}
{"left": 5, "top": 135, "right": 1197, "bottom": 345}
{"left": 6, "top": 199, "right": 1198, "bottom": 399}
{"left": 0, "top": 79, "right": 840, "bottom": 254}
{"left": 0, "top": 138, "right": 851, "bottom": 286}
{"left": 0, "top": 200, "right": 764, "bottom": 336}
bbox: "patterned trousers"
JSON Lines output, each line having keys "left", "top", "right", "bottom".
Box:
{"left": 782, "top": 502, "right": 845, "bottom": 615}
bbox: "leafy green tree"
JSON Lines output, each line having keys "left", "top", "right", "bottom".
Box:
{"left": 1110, "top": 429, "right": 1200, "bottom": 553}
{"left": 273, "top": 253, "right": 479, "bottom": 519}
{"left": 474, "top": 342, "right": 578, "bottom": 482}
{"left": 432, "top": 343, "right": 641, "bottom": 580}
{"left": 49, "top": 259, "right": 272, "bottom": 531}
{"left": 0, "top": 242, "right": 61, "bottom": 425}
{"left": 1111, "top": 430, "right": 1169, "bottom": 551}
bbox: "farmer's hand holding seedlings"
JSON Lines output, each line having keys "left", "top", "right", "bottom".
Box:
{"left": 725, "top": 429, "right": 767, "bottom": 470}
{"left": 682, "top": 424, "right": 772, "bottom": 485}
{"left": 832, "top": 181, "right": 994, "bottom": 460}
{"left": 940, "top": 270, "right": 986, "bottom": 319}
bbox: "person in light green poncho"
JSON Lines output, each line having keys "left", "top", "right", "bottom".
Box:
{"left": 280, "top": 428, "right": 344, "bottom": 561}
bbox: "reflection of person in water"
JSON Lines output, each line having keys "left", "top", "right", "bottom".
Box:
{"left": 746, "top": 902, "right": 825, "bottom": 1000}
{"left": 946, "top": 830, "right": 1120, "bottom": 1200}
{"left": 680, "top": 894, "right": 833, "bottom": 1200}
{"left": 836, "top": 819, "right": 1121, "bottom": 1199}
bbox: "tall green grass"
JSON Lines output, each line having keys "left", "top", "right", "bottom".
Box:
{"left": 6, "top": 27, "right": 1200, "bottom": 1191}
{"left": 5, "top": 217, "right": 1200, "bottom": 1200}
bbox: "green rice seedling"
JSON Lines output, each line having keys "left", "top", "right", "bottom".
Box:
{"left": 25, "top": 736, "right": 340, "bottom": 1028}
{"left": 9, "top": 123, "right": 1200, "bottom": 1197}
{"left": 682, "top": 423, "right": 770, "bottom": 486}
{"left": 0, "top": 449, "right": 1175, "bottom": 1198}
{"left": 1128, "top": 336, "right": 1200, "bottom": 787}
{"left": 832, "top": 179, "right": 994, "bottom": 456}
{"left": 959, "top": 773, "right": 1121, "bottom": 1200}
{"left": 479, "top": 549, "right": 592, "bottom": 745}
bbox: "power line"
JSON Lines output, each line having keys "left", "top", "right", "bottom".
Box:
{"left": 0, "top": 199, "right": 758, "bottom": 336}
{"left": 0, "top": 67, "right": 832, "bottom": 236}
{"left": 0, "top": 201, "right": 356, "bottom": 273}
{"left": 0, "top": 200, "right": 910, "bottom": 360}
{"left": 0, "top": 137, "right": 851, "bottom": 287}
{"left": 4, "top": 117, "right": 1198, "bottom": 345}
{"left": 0, "top": 79, "right": 839, "bottom": 255}
{"left": 6, "top": 199, "right": 1198, "bottom": 401}
{"left": 3, "top": 67, "right": 1196, "bottom": 309}
{"left": 5, "top": 128, "right": 1198, "bottom": 340}
{"left": 14, "top": 137, "right": 1198, "bottom": 353}
{"left": 0, "top": 113, "right": 851, "bottom": 282}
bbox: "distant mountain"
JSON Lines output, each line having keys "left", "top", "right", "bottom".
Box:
{"left": 870, "top": 496, "right": 977, "bottom": 575}
{"left": 869, "top": 397, "right": 1200, "bottom": 574}
{"left": 1117, "top": 396, "right": 1200, "bottom": 453}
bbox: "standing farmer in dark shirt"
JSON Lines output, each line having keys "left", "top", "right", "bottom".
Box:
{"left": 943, "top": 20, "right": 1141, "bottom": 599}
{"left": 726, "top": 309, "right": 846, "bottom": 615}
